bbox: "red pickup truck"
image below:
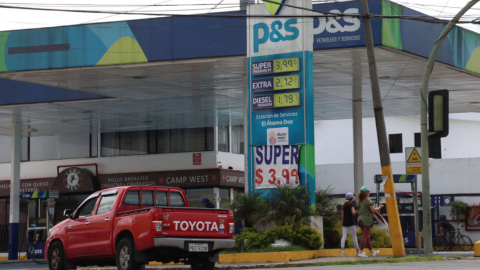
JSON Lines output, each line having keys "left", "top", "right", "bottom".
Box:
{"left": 45, "top": 186, "right": 235, "bottom": 270}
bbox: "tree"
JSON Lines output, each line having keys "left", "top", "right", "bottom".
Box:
{"left": 258, "top": 185, "right": 310, "bottom": 226}
{"left": 229, "top": 191, "right": 266, "bottom": 228}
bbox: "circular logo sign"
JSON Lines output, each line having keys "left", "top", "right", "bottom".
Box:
{"left": 63, "top": 168, "right": 83, "bottom": 191}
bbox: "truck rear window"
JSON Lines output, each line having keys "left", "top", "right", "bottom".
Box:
{"left": 170, "top": 192, "right": 185, "bottom": 207}
{"left": 156, "top": 191, "right": 168, "bottom": 206}
{"left": 142, "top": 190, "right": 154, "bottom": 206}
{"left": 124, "top": 190, "right": 140, "bottom": 206}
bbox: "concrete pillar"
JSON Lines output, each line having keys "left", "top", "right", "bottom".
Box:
{"left": 352, "top": 50, "right": 363, "bottom": 194}
{"left": 9, "top": 111, "right": 21, "bottom": 260}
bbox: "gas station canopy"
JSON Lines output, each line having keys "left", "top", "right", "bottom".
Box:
{"left": 1, "top": 0, "right": 480, "bottom": 137}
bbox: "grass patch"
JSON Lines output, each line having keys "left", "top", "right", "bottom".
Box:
{"left": 315, "top": 256, "right": 445, "bottom": 266}
{"left": 447, "top": 255, "right": 462, "bottom": 260}
{"left": 220, "top": 245, "right": 307, "bottom": 254}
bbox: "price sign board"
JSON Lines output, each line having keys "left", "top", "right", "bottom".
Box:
{"left": 247, "top": 1, "right": 315, "bottom": 208}
{"left": 254, "top": 145, "right": 301, "bottom": 189}
{"left": 252, "top": 75, "right": 300, "bottom": 92}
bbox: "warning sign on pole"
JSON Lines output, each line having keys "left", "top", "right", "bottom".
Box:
{"left": 405, "top": 147, "right": 422, "bottom": 174}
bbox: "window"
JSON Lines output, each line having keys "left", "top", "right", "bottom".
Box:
{"left": 414, "top": 133, "right": 421, "bottom": 147}
{"left": 218, "top": 126, "right": 229, "bottom": 152}
{"left": 156, "top": 191, "right": 168, "bottom": 206}
{"left": 96, "top": 195, "right": 117, "bottom": 214}
{"left": 142, "top": 190, "right": 154, "bottom": 207}
{"left": 30, "top": 134, "right": 91, "bottom": 161}
{"left": 123, "top": 190, "right": 140, "bottom": 206}
{"left": 232, "top": 125, "right": 244, "bottom": 154}
{"left": 0, "top": 136, "right": 29, "bottom": 163}
{"left": 101, "top": 127, "right": 214, "bottom": 157}
{"left": 389, "top": 134, "right": 403, "bottom": 153}
{"left": 75, "top": 197, "right": 98, "bottom": 219}
{"left": 170, "top": 192, "right": 185, "bottom": 207}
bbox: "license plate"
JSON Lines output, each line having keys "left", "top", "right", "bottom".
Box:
{"left": 188, "top": 243, "right": 208, "bottom": 252}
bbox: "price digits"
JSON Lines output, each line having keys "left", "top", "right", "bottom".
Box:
{"left": 274, "top": 92, "right": 300, "bottom": 107}
{"left": 273, "top": 58, "right": 299, "bottom": 73}
{"left": 255, "top": 168, "right": 299, "bottom": 185}
{"left": 274, "top": 75, "right": 299, "bottom": 90}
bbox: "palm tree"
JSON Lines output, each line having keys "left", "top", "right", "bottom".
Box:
{"left": 259, "top": 185, "right": 310, "bottom": 226}
{"left": 315, "top": 185, "right": 340, "bottom": 226}
{"left": 229, "top": 191, "right": 266, "bottom": 228}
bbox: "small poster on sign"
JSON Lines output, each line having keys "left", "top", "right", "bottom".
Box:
{"left": 267, "top": 127, "right": 289, "bottom": 145}
{"left": 254, "top": 145, "right": 301, "bottom": 189}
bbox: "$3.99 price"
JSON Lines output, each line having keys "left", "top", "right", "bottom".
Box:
{"left": 255, "top": 168, "right": 299, "bottom": 185}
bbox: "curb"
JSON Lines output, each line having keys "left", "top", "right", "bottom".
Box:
{"left": 148, "top": 248, "right": 394, "bottom": 265}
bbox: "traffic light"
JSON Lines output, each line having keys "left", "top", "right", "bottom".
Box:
{"left": 428, "top": 90, "right": 449, "bottom": 138}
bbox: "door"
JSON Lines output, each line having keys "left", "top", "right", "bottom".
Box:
{"left": 89, "top": 192, "right": 117, "bottom": 256}
{"left": 65, "top": 196, "right": 98, "bottom": 259}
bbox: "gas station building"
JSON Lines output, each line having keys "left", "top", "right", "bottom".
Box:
{"left": 1, "top": 0, "right": 480, "bottom": 255}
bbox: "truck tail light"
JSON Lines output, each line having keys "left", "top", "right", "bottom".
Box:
{"left": 152, "top": 213, "right": 163, "bottom": 233}
{"left": 228, "top": 210, "right": 235, "bottom": 236}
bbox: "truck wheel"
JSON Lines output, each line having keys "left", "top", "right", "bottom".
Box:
{"left": 116, "top": 238, "right": 142, "bottom": 270}
{"left": 49, "top": 241, "right": 75, "bottom": 270}
{"left": 191, "top": 258, "right": 215, "bottom": 270}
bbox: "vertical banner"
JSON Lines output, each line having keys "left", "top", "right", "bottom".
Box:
{"left": 247, "top": 1, "right": 315, "bottom": 211}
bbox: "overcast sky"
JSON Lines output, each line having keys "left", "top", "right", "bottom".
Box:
{"left": 0, "top": 0, "right": 478, "bottom": 33}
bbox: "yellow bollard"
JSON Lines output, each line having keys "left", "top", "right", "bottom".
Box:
{"left": 474, "top": 240, "right": 480, "bottom": 257}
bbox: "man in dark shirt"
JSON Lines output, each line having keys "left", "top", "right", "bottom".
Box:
{"left": 202, "top": 198, "right": 215, "bottom": 208}
{"left": 439, "top": 220, "right": 455, "bottom": 241}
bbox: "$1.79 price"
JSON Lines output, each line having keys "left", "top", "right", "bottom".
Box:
{"left": 255, "top": 168, "right": 299, "bottom": 185}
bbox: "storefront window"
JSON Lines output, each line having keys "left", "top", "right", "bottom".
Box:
{"left": 186, "top": 188, "right": 214, "bottom": 208}
{"left": 218, "top": 126, "right": 229, "bottom": 152}
{"left": 101, "top": 127, "right": 214, "bottom": 157}
{"left": 232, "top": 125, "right": 244, "bottom": 154}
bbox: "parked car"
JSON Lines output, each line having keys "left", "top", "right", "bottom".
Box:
{"left": 45, "top": 186, "right": 235, "bottom": 270}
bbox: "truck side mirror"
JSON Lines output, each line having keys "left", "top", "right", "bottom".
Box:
{"left": 64, "top": 209, "right": 73, "bottom": 219}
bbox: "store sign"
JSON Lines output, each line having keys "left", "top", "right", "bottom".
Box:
{"left": 0, "top": 178, "right": 54, "bottom": 197}
{"left": 193, "top": 153, "right": 201, "bottom": 165}
{"left": 53, "top": 167, "right": 97, "bottom": 193}
{"left": 254, "top": 145, "right": 301, "bottom": 189}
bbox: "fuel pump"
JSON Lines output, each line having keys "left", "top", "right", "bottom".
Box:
{"left": 21, "top": 190, "right": 60, "bottom": 259}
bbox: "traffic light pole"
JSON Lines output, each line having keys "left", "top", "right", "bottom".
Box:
{"left": 420, "top": 0, "right": 479, "bottom": 255}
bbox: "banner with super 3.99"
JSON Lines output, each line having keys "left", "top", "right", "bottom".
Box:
{"left": 254, "top": 145, "right": 301, "bottom": 189}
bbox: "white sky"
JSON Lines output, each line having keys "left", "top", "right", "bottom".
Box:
{"left": 0, "top": 0, "right": 478, "bottom": 33}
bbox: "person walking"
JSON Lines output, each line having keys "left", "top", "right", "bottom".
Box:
{"left": 357, "top": 186, "right": 384, "bottom": 257}
{"left": 340, "top": 192, "right": 360, "bottom": 257}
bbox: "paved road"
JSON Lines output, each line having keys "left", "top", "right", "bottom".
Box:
{"left": 1, "top": 259, "right": 478, "bottom": 270}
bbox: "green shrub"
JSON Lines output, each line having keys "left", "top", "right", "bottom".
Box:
{"left": 234, "top": 220, "right": 324, "bottom": 251}
{"left": 293, "top": 223, "right": 324, "bottom": 249}
{"left": 357, "top": 228, "right": 391, "bottom": 248}
{"left": 450, "top": 201, "right": 469, "bottom": 222}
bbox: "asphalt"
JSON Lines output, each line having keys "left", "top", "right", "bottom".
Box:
{"left": 1, "top": 255, "right": 479, "bottom": 270}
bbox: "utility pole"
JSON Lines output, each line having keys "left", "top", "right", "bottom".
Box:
{"left": 352, "top": 50, "right": 363, "bottom": 194}
{"left": 420, "top": 0, "right": 480, "bottom": 255}
{"left": 360, "top": 0, "right": 405, "bottom": 257}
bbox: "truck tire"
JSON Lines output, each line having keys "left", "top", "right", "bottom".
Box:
{"left": 49, "top": 241, "right": 76, "bottom": 270}
{"left": 116, "top": 238, "right": 142, "bottom": 270}
{"left": 191, "top": 258, "right": 215, "bottom": 270}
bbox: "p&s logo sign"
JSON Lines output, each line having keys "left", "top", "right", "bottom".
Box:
{"left": 253, "top": 19, "right": 299, "bottom": 53}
